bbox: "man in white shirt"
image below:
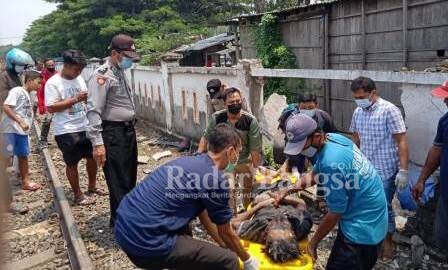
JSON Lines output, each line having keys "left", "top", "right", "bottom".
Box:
{"left": 45, "top": 50, "right": 107, "bottom": 205}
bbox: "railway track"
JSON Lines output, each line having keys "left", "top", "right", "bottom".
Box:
{"left": 2, "top": 121, "right": 93, "bottom": 270}
{"left": 4, "top": 118, "right": 184, "bottom": 270}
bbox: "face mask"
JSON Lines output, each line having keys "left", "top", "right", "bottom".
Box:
{"left": 47, "top": 67, "right": 55, "bottom": 73}
{"left": 119, "top": 57, "right": 133, "bottom": 70}
{"left": 301, "top": 136, "right": 318, "bottom": 158}
{"left": 224, "top": 148, "right": 239, "bottom": 173}
{"left": 355, "top": 98, "right": 373, "bottom": 109}
{"left": 301, "top": 109, "right": 316, "bottom": 118}
{"left": 301, "top": 146, "right": 317, "bottom": 158}
{"left": 228, "top": 103, "right": 242, "bottom": 114}
{"left": 14, "top": 65, "right": 25, "bottom": 74}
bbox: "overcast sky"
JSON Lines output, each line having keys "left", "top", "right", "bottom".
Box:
{"left": 0, "top": 0, "right": 58, "bottom": 45}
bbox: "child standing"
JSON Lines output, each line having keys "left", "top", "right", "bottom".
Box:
{"left": 1, "top": 70, "right": 41, "bottom": 191}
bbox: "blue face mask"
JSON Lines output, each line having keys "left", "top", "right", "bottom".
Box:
{"left": 355, "top": 92, "right": 374, "bottom": 109}
{"left": 301, "top": 146, "right": 317, "bottom": 158}
{"left": 119, "top": 57, "right": 133, "bottom": 70}
{"left": 224, "top": 148, "right": 239, "bottom": 173}
{"left": 355, "top": 98, "right": 373, "bottom": 109}
{"left": 301, "top": 109, "right": 316, "bottom": 118}
{"left": 224, "top": 162, "right": 236, "bottom": 173}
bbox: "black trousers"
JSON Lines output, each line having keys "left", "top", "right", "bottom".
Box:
{"left": 128, "top": 235, "right": 239, "bottom": 270}
{"left": 102, "top": 121, "right": 137, "bottom": 225}
{"left": 40, "top": 113, "right": 52, "bottom": 143}
{"left": 326, "top": 230, "right": 382, "bottom": 270}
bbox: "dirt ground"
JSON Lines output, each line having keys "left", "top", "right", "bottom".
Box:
{"left": 23, "top": 117, "right": 448, "bottom": 269}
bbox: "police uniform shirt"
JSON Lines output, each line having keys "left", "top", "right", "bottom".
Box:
{"left": 86, "top": 58, "right": 135, "bottom": 146}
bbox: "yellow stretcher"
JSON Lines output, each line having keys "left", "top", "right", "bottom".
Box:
{"left": 238, "top": 173, "right": 314, "bottom": 270}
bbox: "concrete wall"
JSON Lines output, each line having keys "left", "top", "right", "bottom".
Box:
{"left": 128, "top": 60, "right": 263, "bottom": 140}
{"left": 401, "top": 83, "right": 446, "bottom": 166}
{"left": 81, "top": 60, "right": 447, "bottom": 165}
{"left": 169, "top": 67, "right": 240, "bottom": 138}
{"left": 133, "top": 66, "right": 167, "bottom": 129}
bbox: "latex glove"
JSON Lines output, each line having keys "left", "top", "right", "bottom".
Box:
{"left": 291, "top": 166, "right": 301, "bottom": 180}
{"left": 395, "top": 169, "right": 409, "bottom": 191}
{"left": 243, "top": 256, "right": 260, "bottom": 270}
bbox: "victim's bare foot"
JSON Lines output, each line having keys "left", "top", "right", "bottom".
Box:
{"left": 382, "top": 235, "right": 395, "bottom": 260}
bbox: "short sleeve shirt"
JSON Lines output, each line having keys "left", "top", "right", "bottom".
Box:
{"left": 312, "top": 133, "right": 388, "bottom": 245}
{"left": 0, "top": 87, "right": 32, "bottom": 135}
{"left": 349, "top": 98, "right": 406, "bottom": 180}
{"left": 203, "top": 110, "right": 262, "bottom": 164}
{"left": 434, "top": 113, "right": 448, "bottom": 204}
{"left": 45, "top": 73, "right": 88, "bottom": 135}
{"left": 114, "top": 154, "right": 232, "bottom": 258}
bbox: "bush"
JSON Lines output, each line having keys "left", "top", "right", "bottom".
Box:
{"left": 254, "top": 14, "right": 305, "bottom": 103}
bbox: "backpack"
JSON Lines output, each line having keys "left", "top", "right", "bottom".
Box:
{"left": 277, "top": 104, "right": 299, "bottom": 133}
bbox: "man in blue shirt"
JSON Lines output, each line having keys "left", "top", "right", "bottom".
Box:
{"left": 413, "top": 80, "right": 448, "bottom": 253}
{"left": 115, "top": 123, "right": 259, "bottom": 270}
{"left": 273, "top": 114, "right": 388, "bottom": 270}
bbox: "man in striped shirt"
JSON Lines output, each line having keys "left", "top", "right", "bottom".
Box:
{"left": 349, "top": 77, "right": 409, "bottom": 259}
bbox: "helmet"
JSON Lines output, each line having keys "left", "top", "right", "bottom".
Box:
{"left": 5, "top": 48, "right": 34, "bottom": 70}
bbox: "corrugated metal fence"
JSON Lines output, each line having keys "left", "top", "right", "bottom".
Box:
{"left": 237, "top": 0, "right": 448, "bottom": 130}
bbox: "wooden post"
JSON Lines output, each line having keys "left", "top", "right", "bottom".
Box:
{"left": 361, "top": 0, "right": 367, "bottom": 70}
{"left": 323, "top": 11, "right": 331, "bottom": 113}
{"left": 403, "top": 0, "right": 409, "bottom": 68}
{"left": 234, "top": 24, "right": 242, "bottom": 61}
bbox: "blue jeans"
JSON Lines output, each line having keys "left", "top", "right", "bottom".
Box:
{"left": 383, "top": 172, "right": 397, "bottom": 234}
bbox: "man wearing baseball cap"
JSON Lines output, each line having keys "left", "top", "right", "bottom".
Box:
{"left": 206, "top": 78, "right": 250, "bottom": 117}
{"left": 413, "top": 80, "right": 448, "bottom": 253}
{"left": 272, "top": 113, "right": 388, "bottom": 270}
{"left": 86, "top": 33, "right": 140, "bottom": 227}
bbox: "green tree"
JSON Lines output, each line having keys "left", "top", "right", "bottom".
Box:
{"left": 22, "top": 0, "right": 250, "bottom": 63}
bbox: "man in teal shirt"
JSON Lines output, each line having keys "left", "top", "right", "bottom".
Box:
{"left": 273, "top": 113, "right": 387, "bottom": 270}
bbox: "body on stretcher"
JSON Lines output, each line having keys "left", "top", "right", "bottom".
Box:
{"left": 238, "top": 172, "right": 314, "bottom": 270}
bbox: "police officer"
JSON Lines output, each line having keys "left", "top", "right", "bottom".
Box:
{"left": 86, "top": 34, "right": 140, "bottom": 227}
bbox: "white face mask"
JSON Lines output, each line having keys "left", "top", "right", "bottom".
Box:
{"left": 355, "top": 98, "right": 373, "bottom": 109}
{"left": 301, "top": 146, "right": 317, "bottom": 158}
{"left": 301, "top": 109, "right": 316, "bottom": 118}
{"left": 14, "top": 65, "right": 25, "bottom": 74}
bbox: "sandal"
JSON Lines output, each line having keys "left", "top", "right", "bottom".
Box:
{"left": 87, "top": 187, "right": 109, "bottom": 196}
{"left": 23, "top": 182, "right": 42, "bottom": 191}
{"left": 75, "top": 195, "right": 96, "bottom": 206}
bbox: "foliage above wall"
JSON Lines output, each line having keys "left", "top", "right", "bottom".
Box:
{"left": 254, "top": 14, "right": 304, "bottom": 102}
{"left": 22, "top": 0, "right": 250, "bottom": 65}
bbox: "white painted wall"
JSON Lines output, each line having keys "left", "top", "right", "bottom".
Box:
{"left": 81, "top": 62, "right": 447, "bottom": 162}
{"left": 81, "top": 63, "right": 100, "bottom": 82}
{"left": 133, "top": 67, "right": 164, "bottom": 107}
{"left": 170, "top": 68, "right": 240, "bottom": 113}
{"left": 128, "top": 64, "right": 255, "bottom": 138}
{"left": 401, "top": 83, "right": 446, "bottom": 166}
